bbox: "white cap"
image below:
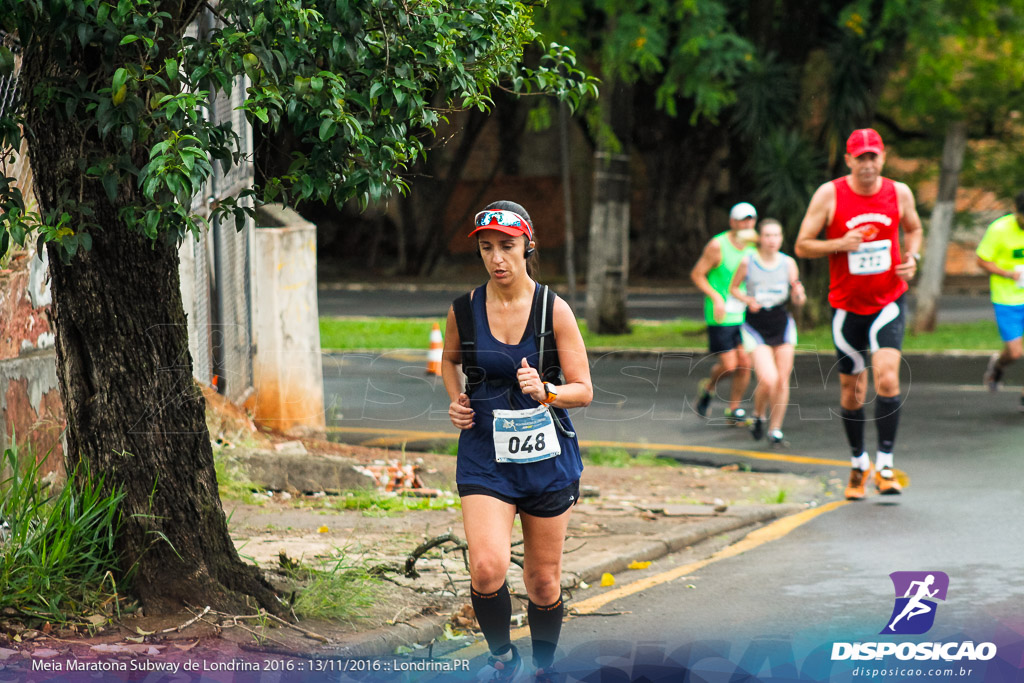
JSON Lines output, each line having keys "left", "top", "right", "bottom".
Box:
{"left": 729, "top": 202, "right": 757, "bottom": 221}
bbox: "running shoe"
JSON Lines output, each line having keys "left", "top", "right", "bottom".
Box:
{"left": 768, "top": 429, "right": 786, "bottom": 447}
{"left": 874, "top": 466, "right": 903, "bottom": 495}
{"left": 844, "top": 467, "right": 872, "bottom": 501}
{"left": 724, "top": 407, "right": 747, "bottom": 425}
{"left": 477, "top": 645, "right": 523, "bottom": 682}
{"left": 695, "top": 379, "right": 712, "bottom": 417}
{"left": 983, "top": 352, "right": 1003, "bottom": 392}
{"left": 750, "top": 416, "right": 764, "bottom": 441}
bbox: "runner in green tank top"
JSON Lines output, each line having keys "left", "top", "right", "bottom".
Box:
{"left": 690, "top": 202, "right": 757, "bottom": 423}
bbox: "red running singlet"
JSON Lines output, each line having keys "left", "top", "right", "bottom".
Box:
{"left": 826, "top": 177, "right": 907, "bottom": 314}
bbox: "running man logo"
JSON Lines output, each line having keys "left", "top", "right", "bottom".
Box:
{"left": 881, "top": 571, "right": 949, "bottom": 635}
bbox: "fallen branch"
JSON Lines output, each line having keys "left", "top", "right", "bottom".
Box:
{"left": 262, "top": 611, "right": 330, "bottom": 644}
{"left": 405, "top": 532, "right": 467, "bottom": 578}
{"left": 161, "top": 606, "right": 210, "bottom": 633}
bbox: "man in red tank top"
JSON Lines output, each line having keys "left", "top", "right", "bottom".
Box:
{"left": 795, "top": 128, "right": 923, "bottom": 502}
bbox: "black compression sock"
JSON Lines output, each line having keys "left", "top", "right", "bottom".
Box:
{"left": 528, "top": 598, "right": 564, "bottom": 668}
{"left": 471, "top": 584, "right": 512, "bottom": 656}
{"left": 875, "top": 395, "right": 902, "bottom": 454}
{"left": 840, "top": 407, "right": 866, "bottom": 458}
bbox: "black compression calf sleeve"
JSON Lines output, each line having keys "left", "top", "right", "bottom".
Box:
{"left": 840, "top": 407, "right": 866, "bottom": 458}
{"left": 875, "top": 395, "right": 902, "bottom": 454}
{"left": 528, "top": 598, "right": 564, "bottom": 668}
{"left": 471, "top": 584, "right": 513, "bottom": 656}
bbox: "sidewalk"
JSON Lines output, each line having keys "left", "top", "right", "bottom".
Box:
{"left": 222, "top": 438, "right": 836, "bottom": 658}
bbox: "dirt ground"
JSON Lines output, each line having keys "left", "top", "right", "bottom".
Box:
{"left": 0, "top": 430, "right": 838, "bottom": 675}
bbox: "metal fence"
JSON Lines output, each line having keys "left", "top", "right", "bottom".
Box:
{"left": 183, "top": 11, "right": 256, "bottom": 404}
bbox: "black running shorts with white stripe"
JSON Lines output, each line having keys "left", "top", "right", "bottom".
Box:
{"left": 831, "top": 294, "right": 906, "bottom": 375}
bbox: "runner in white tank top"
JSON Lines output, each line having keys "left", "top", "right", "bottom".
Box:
{"left": 729, "top": 219, "right": 806, "bottom": 446}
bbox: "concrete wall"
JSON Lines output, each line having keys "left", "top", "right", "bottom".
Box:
{"left": 0, "top": 349, "right": 64, "bottom": 476}
{"left": 0, "top": 117, "right": 64, "bottom": 473}
{"left": 249, "top": 206, "right": 326, "bottom": 433}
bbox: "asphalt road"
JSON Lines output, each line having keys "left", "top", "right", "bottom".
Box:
{"left": 323, "top": 351, "right": 1024, "bottom": 682}
{"left": 322, "top": 352, "right": 1016, "bottom": 472}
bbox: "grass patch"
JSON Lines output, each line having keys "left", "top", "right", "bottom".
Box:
{"left": 0, "top": 443, "right": 126, "bottom": 625}
{"left": 320, "top": 317, "right": 444, "bottom": 350}
{"left": 317, "top": 489, "right": 460, "bottom": 515}
{"left": 320, "top": 316, "right": 1001, "bottom": 352}
{"left": 794, "top": 320, "right": 1001, "bottom": 353}
{"left": 763, "top": 488, "right": 790, "bottom": 504}
{"left": 213, "top": 449, "right": 267, "bottom": 505}
{"left": 286, "top": 553, "right": 382, "bottom": 621}
{"left": 584, "top": 448, "right": 678, "bottom": 468}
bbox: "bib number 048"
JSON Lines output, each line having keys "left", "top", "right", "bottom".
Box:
{"left": 492, "top": 405, "right": 561, "bottom": 464}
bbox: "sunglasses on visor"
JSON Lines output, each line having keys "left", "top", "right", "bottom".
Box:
{"left": 473, "top": 210, "right": 533, "bottom": 240}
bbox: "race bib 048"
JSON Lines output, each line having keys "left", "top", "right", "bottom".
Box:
{"left": 492, "top": 405, "right": 561, "bottom": 464}
{"left": 848, "top": 239, "right": 892, "bottom": 275}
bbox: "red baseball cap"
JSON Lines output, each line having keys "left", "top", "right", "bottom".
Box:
{"left": 846, "top": 128, "right": 884, "bottom": 157}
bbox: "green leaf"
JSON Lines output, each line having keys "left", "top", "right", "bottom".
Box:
{"left": 243, "top": 53, "right": 260, "bottom": 80}
{"left": 318, "top": 119, "right": 336, "bottom": 141}
{"left": 101, "top": 172, "right": 119, "bottom": 204}
{"left": 164, "top": 58, "right": 178, "bottom": 82}
{"left": 310, "top": 77, "right": 324, "bottom": 93}
{"left": 112, "top": 67, "right": 128, "bottom": 93}
{"left": 119, "top": 34, "right": 141, "bottom": 46}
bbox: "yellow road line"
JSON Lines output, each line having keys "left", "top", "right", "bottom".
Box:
{"left": 569, "top": 500, "right": 848, "bottom": 615}
{"left": 448, "top": 499, "right": 849, "bottom": 660}
{"left": 323, "top": 426, "right": 849, "bottom": 468}
{"left": 580, "top": 439, "right": 848, "bottom": 468}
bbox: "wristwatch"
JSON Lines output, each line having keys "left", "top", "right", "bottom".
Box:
{"left": 907, "top": 252, "right": 920, "bottom": 264}
{"left": 541, "top": 382, "right": 558, "bottom": 406}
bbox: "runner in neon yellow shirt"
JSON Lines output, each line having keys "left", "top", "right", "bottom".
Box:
{"left": 976, "top": 190, "right": 1024, "bottom": 412}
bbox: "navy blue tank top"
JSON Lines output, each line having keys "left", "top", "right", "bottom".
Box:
{"left": 456, "top": 284, "right": 583, "bottom": 497}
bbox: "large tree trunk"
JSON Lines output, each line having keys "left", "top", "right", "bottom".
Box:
{"left": 585, "top": 80, "right": 632, "bottom": 334}
{"left": 913, "top": 120, "right": 968, "bottom": 333}
{"left": 22, "top": 40, "right": 281, "bottom": 616}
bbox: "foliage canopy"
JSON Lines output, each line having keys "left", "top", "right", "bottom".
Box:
{"left": 0, "top": 0, "right": 596, "bottom": 262}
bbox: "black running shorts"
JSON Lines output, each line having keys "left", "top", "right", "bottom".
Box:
{"left": 831, "top": 294, "right": 906, "bottom": 375}
{"left": 707, "top": 324, "right": 743, "bottom": 354}
{"left": 457, "top": 480, "right": 580, "bottom": 518}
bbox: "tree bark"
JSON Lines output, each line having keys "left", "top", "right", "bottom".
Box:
{"left": 585, "top": 80, "right": 632, "bottom": 334}
{"left": 913, "top": 120, "right": 968, "bottom": 333}
{"left": 22, "top": 38, "right": 281, "bottom": 616}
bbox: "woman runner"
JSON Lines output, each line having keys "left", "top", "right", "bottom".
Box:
{"left": 729, "top": 218, "right": 806, "bottom": 446}
{"left": 442, "top": 200, "right": 593, "bottom": 681}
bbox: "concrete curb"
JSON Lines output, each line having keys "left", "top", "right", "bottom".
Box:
{"left": 323, "top": 503, "right": 808, "bottom": 657}
{"left": 561, "top": 503, "right": 804, "bottom": 588}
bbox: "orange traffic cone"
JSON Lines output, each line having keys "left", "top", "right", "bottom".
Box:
{"left": 426, "top": 323, "right": 443, "bottom": 376}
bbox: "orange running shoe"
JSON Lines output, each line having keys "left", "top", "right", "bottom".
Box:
{"left": 875, "top": 466, "right": 903, "bottom": 495}
{"left": 845, "top": 467, "right": 872, "bottom": 501}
